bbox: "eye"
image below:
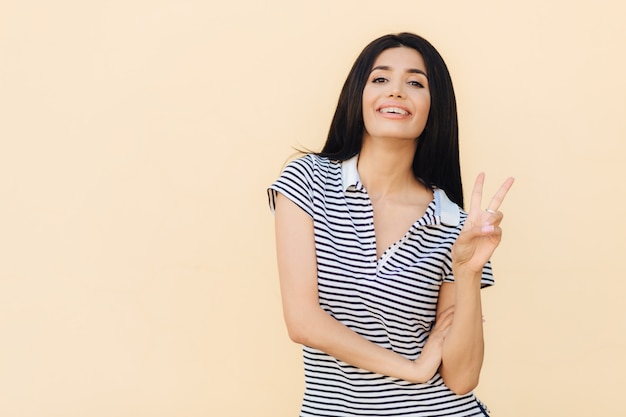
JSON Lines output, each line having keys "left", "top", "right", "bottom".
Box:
{"left": 408, "top": 80, "right": 424, "bottom": 88}
{"left": 372, "top": 77, "right": 387, "bottom": 83}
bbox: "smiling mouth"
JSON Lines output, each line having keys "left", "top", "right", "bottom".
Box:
{"left": 379, "top": 107, "right": 410, "bottom": 116}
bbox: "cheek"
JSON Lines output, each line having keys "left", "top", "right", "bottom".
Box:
{"left": 422, "top": 101, "right": 431, "bottom": 119}
{"left": 416, "top": 97, "right": 431, "bottom": 121}
{"left": 362, "top": 111, "right": 375, "bottom": 134}
{"left": 418, "top": 93, "right": 431, "bottom": 109}
{"left": 361, "top": 88, "right": 374, "bottom": 108}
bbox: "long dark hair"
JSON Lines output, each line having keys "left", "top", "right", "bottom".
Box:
{"left": 318, "top": 32, "right": 464, "bottom": 207}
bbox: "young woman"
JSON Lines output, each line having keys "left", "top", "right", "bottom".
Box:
{"left": 268, "top": 32, "right": 514, "bottom": 417}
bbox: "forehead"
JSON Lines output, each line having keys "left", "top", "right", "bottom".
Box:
{"left": 372, "top": 47, "right": 426, "bottom": 71}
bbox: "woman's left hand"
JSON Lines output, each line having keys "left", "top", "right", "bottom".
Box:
{"left": 451, "top": 173, "right": 514, "bottom": 274}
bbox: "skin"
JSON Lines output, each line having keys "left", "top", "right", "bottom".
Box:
{"left": 274, "top": 46, "right": 514, "bottom": 393}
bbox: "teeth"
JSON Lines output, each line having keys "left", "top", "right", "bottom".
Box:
{"left": 380, "top": 107, "right": 408, "bottom": 115}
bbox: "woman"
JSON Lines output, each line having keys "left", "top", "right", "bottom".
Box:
{"left": 268, "top": 32, "right": 513, "bottom": 416}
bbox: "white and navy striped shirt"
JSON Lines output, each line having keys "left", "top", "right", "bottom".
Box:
{"left": 269, "top": 154, "right": 493, "bottom": 416}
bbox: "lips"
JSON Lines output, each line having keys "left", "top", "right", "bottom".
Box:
{"left": 379, "top": 107, "right": 409, "bottom": 115}
{"left": 377, "top": 102, "right": 411, "bottom": 116}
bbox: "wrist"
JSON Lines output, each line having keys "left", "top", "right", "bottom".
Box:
{"left": 407, "top": 351, "right": 440, "bottom": 384}
{"left": 451, "top": 263, "right": 483, "bottom": 283}
{"left": 407, "top": 359, "right": 429, "bottom": 384}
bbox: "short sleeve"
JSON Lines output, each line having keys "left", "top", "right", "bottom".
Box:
{"left": 444, "top": 261, "right": 495, "bottom": 288}
{"left": 267, "top": 155, "right": 315, "bottom": 218}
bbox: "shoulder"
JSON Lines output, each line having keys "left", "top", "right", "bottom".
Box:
{"left": 283, "top": 153, "right": 333, "bottom": 172}
{"left": 268, "top": 154, "right": 337, "bottom": 216}
{"left": 270, "top": 154, "right": 335, "bottom": 196}
{"left": 281, "top": 154, "right": 340, "bottom": 184}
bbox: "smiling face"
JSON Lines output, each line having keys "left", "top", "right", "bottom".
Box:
{"left": 362, "top": 47, "right": 431, "bottom": 144}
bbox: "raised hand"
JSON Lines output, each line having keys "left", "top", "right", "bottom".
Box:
{"left": 451, "top": 173, "right": 515, "bottom": 274}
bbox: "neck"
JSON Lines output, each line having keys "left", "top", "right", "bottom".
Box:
{"left": 357, "top": 135, "right": 421, "bottom": 200}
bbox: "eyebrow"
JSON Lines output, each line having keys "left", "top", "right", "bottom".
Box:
{"left": 370, "top": 65, "right": 428, "bottom": 77}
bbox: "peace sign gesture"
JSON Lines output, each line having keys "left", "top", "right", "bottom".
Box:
{"left": 451, "top": 173, "right": 515, "bottom": 274}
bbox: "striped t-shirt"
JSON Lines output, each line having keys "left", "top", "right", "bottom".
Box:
{"left": 269, "top": 154, "right": 493, "bottom": 417}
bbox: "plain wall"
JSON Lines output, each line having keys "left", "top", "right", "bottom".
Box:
{"left": 1, "top": 1, "right": 625, "bottom": 416}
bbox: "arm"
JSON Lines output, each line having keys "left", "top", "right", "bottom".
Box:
{"left": 436, "top": 277, "right": 484, "bottom": 395}
{"left": 274, "top": 192, "right": 449, "bottom": 383}
{"left": 437, "top": 173, "right": 514, "bottom": 395}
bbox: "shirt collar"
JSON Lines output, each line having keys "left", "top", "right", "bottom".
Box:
{"left": 435, "top": 188, "right": 461, "bottom": 226}
{"left": 341, "top": 155, "right": 360, "bottom": 191}
{"left": 341, "top": 155, "right": 460, "bottom": 226}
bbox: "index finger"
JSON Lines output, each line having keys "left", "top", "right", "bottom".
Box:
{"left": 486, "top": 177, "right": 515, "bottom": 212}
{"left": 469, "top": 172, "right": 486, "bottom": 214}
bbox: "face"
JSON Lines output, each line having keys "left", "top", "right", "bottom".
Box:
{"left": 362, "top": 47, "right": 431, "bottom": 144}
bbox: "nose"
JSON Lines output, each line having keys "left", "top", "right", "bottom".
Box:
{"left": 387, "top": 81, "right": 404, "bottom": 98}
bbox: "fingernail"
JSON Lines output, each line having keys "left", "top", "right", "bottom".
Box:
{"left": 481, "top": 224, "right": 494, "bottom": 234}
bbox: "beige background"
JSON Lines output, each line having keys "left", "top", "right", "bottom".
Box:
{"left": 1, "top": 0, "right": 624, "bottom": 416}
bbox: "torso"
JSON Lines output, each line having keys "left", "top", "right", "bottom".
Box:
{"left": 268, "top": 155, "right": 494, "bottom": 416}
